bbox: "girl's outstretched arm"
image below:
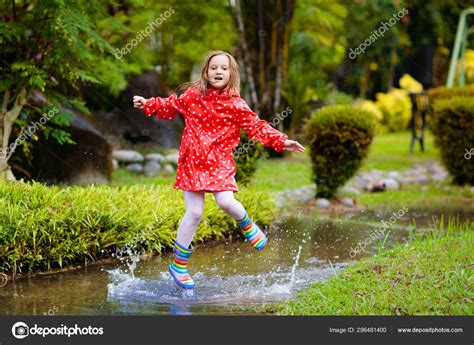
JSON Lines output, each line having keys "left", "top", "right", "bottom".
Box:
{"left": 237, "top": 99, "right": 298, "bottom": 153}
{"left": 133, "top": 90, "right": 190, "bottom": 120}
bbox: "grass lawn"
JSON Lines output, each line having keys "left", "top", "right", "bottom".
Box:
{"left": 361, "top": 130, "right": 440, "bottom": 172}
{"left": 273, "top": 219, "right": 473, "bottom": 315}
{"left": 351, "top": 181, "right": 473, "bottom": 211}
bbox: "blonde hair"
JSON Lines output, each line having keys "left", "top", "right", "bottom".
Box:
{"left": 177, "top": 50, "right": 240, "bottom": 97}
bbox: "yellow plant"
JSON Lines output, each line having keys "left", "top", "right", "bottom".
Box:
{"left": 465, "top": 49, "right": 474, "bottom": 83}
{"left": 399, "top": 73, "right": 423, "bottom": 93}
{"left": 375, "top": 88, "right": 412, "bottom": 132}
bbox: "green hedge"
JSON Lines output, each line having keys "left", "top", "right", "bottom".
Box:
{"left": 431, "top": 96, "right": 474, "bottom": 185}
{"left": 304, "top": 105, "right": 376, "bottom": 198}
{"left": 234, "top": 131, "right": 266, "bottom": 185}
{"left": 428, "top": 85, "right": 474, "bottom": 104}
{"left": 0, "top": 180, "right": 276, "bottom": 274}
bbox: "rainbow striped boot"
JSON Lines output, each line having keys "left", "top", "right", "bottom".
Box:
{"left": 237, "top": 212, "right": 267, "bottom": 250}
{"left": 168, "top": 241, "right": 195, "bottom": 289}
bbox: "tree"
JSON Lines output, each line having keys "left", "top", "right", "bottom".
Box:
{"left": 0, "top": 0, "right": 119, "bottom": 179}
{"left": 336, "top": 0, "right": 410, "bottom": 98}
{"left": 284, "top": 0, "right": 347, "bottom": 137}
{"left": 229, "top": 0, "right": 295, "bottom": 123}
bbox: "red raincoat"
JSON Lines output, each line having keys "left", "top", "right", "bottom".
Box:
{"left": 142, "top": 86, "right": 288, "bottom": 193}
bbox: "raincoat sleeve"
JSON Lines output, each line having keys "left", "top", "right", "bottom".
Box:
{"left": 142, "top": 89, "right": 190, "bottom": 120}
{"left": 237, "top": 99, "right": 288, "bottom": 152}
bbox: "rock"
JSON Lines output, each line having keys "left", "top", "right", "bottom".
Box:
{"left": 366, "top": 180, "right": 386, "bottom": 192}
{"left": 383, "top": 178, "right": 400, "bottom": 190}
{"left": 91, "top": 70, "right": 184, "bottom": 149}
{"left": 415, "top": 175, "right": 429, "bottom": 183}
{"left": 11, "top": 91, "right": 113, "bottom": 185}
{"left": 388, "top": 171, "right": 400, "bottom": 179}
{"left": 162, "top": 163, "right": 175, "bottom": 174}
{"left": 340, "top": 197, "right": 355, "bottom": 207}
{"left": 125, "top": 163, "right": 143, "bottom": 173}
{"left": 431, "top": 173, "right": 447, "bottom": 181}
{"left": 315, "top": 198, "right": 330, "bottom": 208}
{"left": 112, "top": 159, "right": 119, "bottom": 170}
{"left": 295, "top": 193, "right": 312, "bottom": 204}
{"left": 145, "top": 153, "right": 166, "bottom": 162}
{"left": 165, "top": 153, "right": 179, "bottom": 165}
{"left": 143, "top": 160, "right": 161, "bottom": 176}
{"left": 113, "top": 150, "right": 144, "bottom": 163}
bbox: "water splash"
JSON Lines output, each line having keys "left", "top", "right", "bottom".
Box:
{"left": 289, "top": 245, "right": 302, "bottom": 292}
{"left": 106, "top": 221, "right": 342, "bottom": 310}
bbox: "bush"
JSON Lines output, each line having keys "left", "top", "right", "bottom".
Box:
{"left": 304, "top": 105, "right": 376, "bottom": 198}
{"left": 428, "top": 85, "right": 474, "bottom": 105}
{"left": 375, "top": 88, "right": 412, "bottom": 132}
{"left": 356, "top": 99, "right": 385, "bottom": 134}
{"left": 399, "top": 73, "right": 423, "bottom": 93}
{"left": 431, "top": 96, "right": 474, "bottom": 185}
{"left": 234, "top": 131, "right": 267, "bottom": 185}
{"left": 0, "top": 180, "right": 276, "bottom": 274}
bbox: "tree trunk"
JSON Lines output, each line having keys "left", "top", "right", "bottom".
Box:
{"left": 231, "top": 0, "right": 259, "bottom": 110}
{"left": 229, "top": 0, "right": 295, "bottom": 119}
{"left": 0, "top": 88, "right": 28, "bottom": 180}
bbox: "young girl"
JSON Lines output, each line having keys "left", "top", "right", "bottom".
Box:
{"left": 133, "top": 50, "right": 305, "bottom": 289}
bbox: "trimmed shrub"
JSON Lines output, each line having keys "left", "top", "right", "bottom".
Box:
{"left": 428, "top": 85, "right": 474, "bottom": 104}
{"left": 234, "top": 131, "right": 266, "bottom": 185}
{"left": 304, "top": 105, "right": 376, "bottom": 198}
{"left": 431, "top": 96, "right": 474, "bottom": 185}
{"left": 0, "top": 180, "right": 276, "bottom": 274}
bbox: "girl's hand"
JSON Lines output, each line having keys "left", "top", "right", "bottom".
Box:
{"left": 133, "top": 95, "right": 147, "bottom": 110}
{"left": 283, "top": 139, "right": 305, "bottom": 153}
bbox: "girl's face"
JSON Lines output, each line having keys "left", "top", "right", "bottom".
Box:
{"left": 207, "top": 54, "right": 231, "bottom": 89}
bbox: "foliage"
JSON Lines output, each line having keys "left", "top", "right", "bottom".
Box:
{"left": 0, "top": 180, "right": 276, "bottom": 274}
{"left": 399, "top": 73, "right": 423, "bottom": 93}
{"left": 234, "top": 131, "right": 267, "bottom": 185}
{"left": 375, "top": 88, "right": 412, "bottom": 132}
{"left": 284, "top": 1, "right": 347, "bottom": 135}
{"left": 341, "top": 0, "right": 410, "bottom": 97}
{"left": 431, "top": 96, "right": 474, "bottom": 185}
{"left": 0, "top": 0, "right": 125, "bottom": 166}
{"left": 428, "top": 84, "right": 474, "bottom": 103}
{"left": 304, "top": 105, "right": 376, "bottom": 198}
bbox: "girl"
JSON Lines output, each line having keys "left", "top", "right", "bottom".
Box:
{"left": 133, "top": 50, "right": 305, "bottom": 289}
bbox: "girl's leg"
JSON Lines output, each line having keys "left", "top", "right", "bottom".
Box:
{"left": 169, "top": 190, "right": 205, "bottom": 289}
{"left": 212, "top": 190, "right": 246, "bottom": 220}
{"left": 176, "top": 190, "right": 205, "bottom": 248}
{"left": 213, "top": 191, "right": 267, "bottom": 250}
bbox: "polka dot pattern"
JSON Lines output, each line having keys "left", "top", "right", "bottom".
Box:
{"left": 142, "top": 85, "right": 288, "bottom": 193}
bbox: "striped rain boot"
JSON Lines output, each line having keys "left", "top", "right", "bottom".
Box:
{"left": 168, "top": 241, "right": 195, "bottom": 289}
{"left": 237, "top": 212, "right": 268, "bottom": 251}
